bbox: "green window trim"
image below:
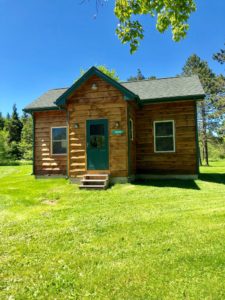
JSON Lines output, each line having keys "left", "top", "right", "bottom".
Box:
{"left": 51, "top": 126, "right": 68, "bottom": 156}
{"left": 153, "top": 120, "right": 176, "bottom": 153}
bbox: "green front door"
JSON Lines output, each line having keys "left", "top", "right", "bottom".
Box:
{"left": 86, "top": 119, "right": 109, "bottom": 170}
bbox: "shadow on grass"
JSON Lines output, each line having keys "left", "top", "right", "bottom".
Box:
{"left": 199, "top": 173, "right": 225, "bottom": 185}
{"left": 132, "top": 179, "right": 200, "bottom": 190}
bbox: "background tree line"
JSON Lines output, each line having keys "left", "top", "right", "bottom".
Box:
{"left": 0, "top": 105, "right": 32, "bottom": 164}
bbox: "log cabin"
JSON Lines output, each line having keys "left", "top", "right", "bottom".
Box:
{"left": 24, "top": 66, "right": 205, "bottom": 188}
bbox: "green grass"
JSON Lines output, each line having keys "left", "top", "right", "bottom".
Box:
{"left": 0, "top": 162, "right": 225, "bottom": 299}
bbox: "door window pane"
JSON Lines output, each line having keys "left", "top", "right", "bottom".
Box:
{"left": 90, "top": 124, "right": 105, "bottom": 149}
{"left": 90, "top": 124, "right": 104, "bottom": 135}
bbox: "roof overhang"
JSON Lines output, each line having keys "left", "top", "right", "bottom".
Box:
{"left": 23, "top": 106, "right": 63, "bottom": 113}
{"left": 55, "top": 66, "right": 140, "bottom": 106}
{"left": 140, "top": 94, "right": 205, "bottom": 105}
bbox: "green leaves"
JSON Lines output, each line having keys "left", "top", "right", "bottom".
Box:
{"left": 115, "top": 0, "right": 196, "bottom": 53}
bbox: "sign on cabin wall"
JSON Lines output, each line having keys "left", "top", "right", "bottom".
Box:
{"left": 112, "top": 129, "right": 125, "bottom": 135}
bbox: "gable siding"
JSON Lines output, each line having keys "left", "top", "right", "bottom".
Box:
{"left": 67, "top": 75, "right": 129, "bottom": 178}
{"left": 34, "top": 111, "right": 67, "bottom": 175}
{"left": 136, "top": 101, "right": 198, "bottom": 175}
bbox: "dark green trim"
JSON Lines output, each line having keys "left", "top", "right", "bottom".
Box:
{"left": 86, "top": 119, "right": 109, "bottom": 170}
{"left": 127, "top": 106, "right": 131, "bottom": 177}
{"left": 23, "top": 106, "right": 63, "bottom": 113}
{"left": 55, "top": 66, "right": 139, "bottom": 106}
{"left": 195, "top": 102, "right": 200, "bottom": 175}
{"left": 32, "top": 113, "right": 35, "bottom": 175}
{"left": 141, "top": 94, "right": 205, "bottom": 105}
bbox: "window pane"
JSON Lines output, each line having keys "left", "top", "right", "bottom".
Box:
{"left": 156, "top": 137, "right": 174, "bottom": 152}
{"left": 52, "top": 128, "right": 67, "bottom": 140}
{"left": 90, "top": 124, "right": 104, "bottom": 136}
{"left": 52, "top": 141, "right": 67, "bottom": 154}
{"left": 155, "top": 122, "right": 173, "bottom": 136}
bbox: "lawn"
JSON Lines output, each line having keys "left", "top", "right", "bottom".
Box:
{"left": 0, "top": 161, "right": 225, "bottom": 299}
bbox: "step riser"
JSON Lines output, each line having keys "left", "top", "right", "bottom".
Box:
{"left": 79, "top": 174, "right": 109, "bottom": 190}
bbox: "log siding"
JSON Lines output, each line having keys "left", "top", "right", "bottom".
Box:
{"left": 34, "top": 110, "right": 67, "bottom": 175}
{"left": 136, "top": 101, "right": 198, "bottom": 175}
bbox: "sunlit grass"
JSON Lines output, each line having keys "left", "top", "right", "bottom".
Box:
{"left": 0, "top": 161, "right": 225, "bottom": 299}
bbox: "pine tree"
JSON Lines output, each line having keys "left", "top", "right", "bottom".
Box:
{"left": 127, "top": 69, "right": 145, "bottom": 81}
{"left": 7, "top": 104, "right": 23, "bottom": 159}
{"left": 182, "top": 54, "right": 224, "bottom": 165}
{"left": 8, "top": 104, "right": 23, "bottom": 143}
{"left": 0, "top": 112, "right": 4, "bottom": 130}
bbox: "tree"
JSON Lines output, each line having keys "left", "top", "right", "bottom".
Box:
{"left": 212, "top": 44, "right": 225, "bottom": 138}
{"left": 80, "top": 65, "right": 120, "bottom": 81}
{"left": 213, "top": 43, "right": 225, "bottom": 64}
{"left": 7, "top": 104, "right": 23, "bottom": 159}
{"left": 182, "top": 54, "right": 224, "bottom": 165}
{"left": 19, "top": 115, "right": 33, "bottom": 160}
{"left": 7, "top": 104, "right": 23, "bottom": 143}
{"left": 127, "top": 69, "right": 156, "bottom": 81}
{"left": 114, "top": 0, "right": 196, "bottom": 53}
{"left": 127, "top": 69, "right": 145, "bottom": 81}
{"left": 0, "top": 112, "right": 4, "bottom": 130}
{"left": 0, "top": 130, "right": 10, "bottom": 164}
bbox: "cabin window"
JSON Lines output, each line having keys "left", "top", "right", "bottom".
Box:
{"left": 129, "top": 118, "right": 134, "bottom": 141}
{"left": 154, "top": 121, "right": 175, "bottom": 152}
{"left": 51, "top": 127, "right": 67, "bottom": 155}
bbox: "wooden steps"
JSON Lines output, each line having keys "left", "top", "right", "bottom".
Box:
{"left": 79, "top": 174, "right": 109, "bottom": 190}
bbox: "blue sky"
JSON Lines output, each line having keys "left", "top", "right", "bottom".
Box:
{"left": 0, "top": 0, "right": 224, "bottom": 115}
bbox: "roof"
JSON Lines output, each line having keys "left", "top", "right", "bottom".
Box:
{"left": 122, "top": 75, "right": 205, "bottom": 103}
{"left": 23, "top": 68, "right": 205, "bottom": 112}
{"left": 24, "top": 88, "right": 67, "bottom": 111}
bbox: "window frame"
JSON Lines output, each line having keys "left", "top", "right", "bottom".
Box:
{"left": 129, "top": 118, "right": 134, "bottom": 141}
{"left": 51, "top": 126, "right": 67, "bottom": 156}
{"left": 153, "top": 120, "right": 176, "bottom": 153}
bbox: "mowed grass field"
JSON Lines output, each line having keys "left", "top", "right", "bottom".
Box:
{"left": 0, "top": 161, "right": 225, "bottom": 299}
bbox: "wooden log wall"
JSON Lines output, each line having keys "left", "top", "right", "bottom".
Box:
{"left": 136, "top": 101, "right": 198, "bottom": 175}
{"left": 34, "top": 110, "right": 67, "bottom": 175}
{"left": 67, "top": 75, "right": 129, "bottom": 178}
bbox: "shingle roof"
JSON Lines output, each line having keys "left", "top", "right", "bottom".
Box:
{"left": 122, "top": 75, "right": 205, "bottom": 102}
{"left": 24, "top": 88, "right": 67, "bottom": 111}
{"left": 24, "top": 75, "right": 205, "bottom": 111}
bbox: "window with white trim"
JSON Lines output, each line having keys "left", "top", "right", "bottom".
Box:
{"left": 129, "top": 118, "right": 134, "bottom": 141}
{"left": 51, "top": 127, "right": 67, "bottom": 155}
{"left": 154, "top": 121, "right": 175, "bottom": 152}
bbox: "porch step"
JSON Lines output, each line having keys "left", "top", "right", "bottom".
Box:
{"left": 79, "top": 174, "right": 109, "bottom": 190}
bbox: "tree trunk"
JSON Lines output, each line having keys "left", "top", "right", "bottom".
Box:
{"left": 201, "top": 101, "right": 209, "bottom": 166}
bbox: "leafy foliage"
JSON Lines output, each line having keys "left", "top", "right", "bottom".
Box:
{"left": 115, "top": 0, "right": 196, "bottom": 53}
{"left": 0, "top": 105, "right": 33, "bottom": 163}
{"left": 80, "top": 65, "right": 120, "bottom": 81}
{"left": 0, "top": 112, "right": 4, "bottom": 130}
{"left": 19, "top": 115, "right": 33, "bottom": 160}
